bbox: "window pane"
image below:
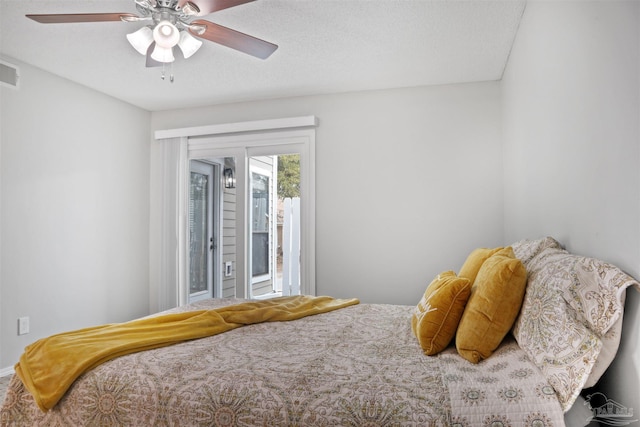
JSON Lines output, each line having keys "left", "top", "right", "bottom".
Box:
{"left": 252, "top": 233, "right": 269, "bottom": 276}
{"left": 252, "top": 173, "right": 269, "bottom": 232}
{"left": 252, "top": 172, "right": 270, "bottom": 277}
{"left": 189, "top": 171, "right": 208, "bottom": 294}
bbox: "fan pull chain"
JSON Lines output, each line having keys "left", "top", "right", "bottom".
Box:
{"left": 160, "top": 62, "right": 175, "bottom": 83}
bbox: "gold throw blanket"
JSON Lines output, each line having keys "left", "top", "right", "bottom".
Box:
{"left": 15, "top": 295, "right": 359, "bottom": 412}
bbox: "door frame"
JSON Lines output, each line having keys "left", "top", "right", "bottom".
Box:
{"left": 151, "top": 116, "right": 317, "bottom": 309}
{"left": 188, "top": 128, "right": 316, "bottom": 299}
{"left": 249, "top": 162, "right": 275, "bottom": 291}
{"left": 188, "top": 160, "right": 223, "bottom": 303}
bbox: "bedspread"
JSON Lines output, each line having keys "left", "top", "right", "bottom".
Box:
{"left": 1, "top": 299, "right": 565, "bottom": 426}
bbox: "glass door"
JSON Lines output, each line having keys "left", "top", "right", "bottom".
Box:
{"left": 251, "top": 170, "right": 270, "bottom": 279}
{"left": 189, "top": 160, "right": 218, "bottom": 302}
{"left": 248, "top": 154, "right": 301, "bottom": 298}
{"left": 185, "top": 127, "right": 315, "bottom": 299}
{"left": 249, "top": 162, "right": 274, "bottom": 297}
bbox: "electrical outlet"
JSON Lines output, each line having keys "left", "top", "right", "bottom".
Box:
{"left": 18, "top": 317, "right": 29, "bottom": 335}
{"left": 225, "top": 261, "right": 233, "bottom": 277}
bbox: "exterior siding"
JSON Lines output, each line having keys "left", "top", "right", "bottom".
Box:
{"left": 218, "top": 156, "right": 278, "bottom": 299}
{"left": 222, "top": 175, "right": 236, "bottom": 298}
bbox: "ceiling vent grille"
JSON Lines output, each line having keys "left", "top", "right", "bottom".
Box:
{"left": 0, "top": 60, "right": 20, "bottom": 89}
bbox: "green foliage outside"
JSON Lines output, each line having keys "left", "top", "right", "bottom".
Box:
{"left": 277, "top": 154, "right": 300, "bottom": 199}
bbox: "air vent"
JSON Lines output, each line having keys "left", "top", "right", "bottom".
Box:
{"left": 0, "top": 60, "right": 20, "bottom": 89}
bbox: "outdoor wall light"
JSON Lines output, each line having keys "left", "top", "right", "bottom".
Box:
{"left": 224, "top": 167, "right": 236, "bottom": 189}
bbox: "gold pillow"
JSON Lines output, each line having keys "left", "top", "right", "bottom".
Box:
{"left": 412, "top": 271, "right": 472, "bottom": 356}
{"left": 456, "top": 247, "right": 527, "bottom": 363}
{"left": 458, "top": 247, "right": 503, "bottom": 284}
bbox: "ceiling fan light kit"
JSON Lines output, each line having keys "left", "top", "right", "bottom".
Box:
{"left": 178, "top": 31, "right": 203, "bottom": 59}
{"left": 153, "top": 21, "right": 180, "bottom": 47}
{"left": 26, "top": 0, "right": 278, "bottom": 81}
{"left": 151, "top": 44, "right": 176, "bottom": 63}
{"left": 126, "top": 26, "right": 154, "bottom": 55}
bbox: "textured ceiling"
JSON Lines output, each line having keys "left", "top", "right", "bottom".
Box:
{"left": 0, "top": 0, "right": 526, "bottom": 112}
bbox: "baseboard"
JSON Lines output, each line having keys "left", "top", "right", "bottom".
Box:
{"left": 0, "top": 366, "right": 15, "bottom": 377}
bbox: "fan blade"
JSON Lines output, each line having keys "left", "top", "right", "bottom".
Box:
{"left": 178, "top": 0, "right": 255, "bottom": 16}
{"left": 189, "top": 19, "right": 277, "bottom": 59}
{"left": 26, "top": 13, "right": 136, "bottom": 24}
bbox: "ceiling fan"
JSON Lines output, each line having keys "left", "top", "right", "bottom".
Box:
{"left": 26, "top": 0, "right": 278, "bottom": 71}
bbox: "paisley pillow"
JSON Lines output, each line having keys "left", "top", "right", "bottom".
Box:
{"left": 510, "top": 236, "right": 562, "bottom": 268}
{"left": 560, "top": 254, "right": 639, "bottom": 388}
{"left": 562, "top": 258, "right": 639, "bottom": 337}
{"left": 512, "top": 247, "right": 602, "bottom": 411}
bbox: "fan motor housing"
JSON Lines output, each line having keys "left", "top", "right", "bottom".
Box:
{"left": 157, "top": 0, "right": 178, "bottom": 9}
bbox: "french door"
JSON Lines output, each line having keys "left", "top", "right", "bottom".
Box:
{"left": 250, "top": 166, "right": 272, "bottom": 283}
{"left": 188, "top": 160, "right": 220, "bottom": 303}
{"left": 187, "top": 128, "right": 316, "bottom": 299}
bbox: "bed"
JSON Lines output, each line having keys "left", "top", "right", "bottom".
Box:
{"left": 1, "top": 237, "right": 637, "bottom": 426}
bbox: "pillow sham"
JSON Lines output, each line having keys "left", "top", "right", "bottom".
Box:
{"left": 584, "top": 297, "right": 625, "bottom": 388}
{"left": 458, "top": 246, "right": 503, "bottom": 284}
{"left": 560, "top": 254, "right": 639, "bottom": 388}
{"left": 456, "top": 247, "right": 527, "bottom": 364}
{"left": 512, "top": 247, "right": 603, "bottom": 411}
{"left": 411, "top": 271, "right": 471, "bottom": 356}
{"left": 512, "top": 237, "right": 640, "bottom": 394}
{"left": 562, "top": 259, "right": 639, "bottom": 337}
{"left": 510, "top": 236, "right": 562, "bottom": 268}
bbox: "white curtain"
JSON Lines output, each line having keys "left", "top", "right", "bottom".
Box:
{"left": 149, "top": 137, "right": 188, "bottom": 312}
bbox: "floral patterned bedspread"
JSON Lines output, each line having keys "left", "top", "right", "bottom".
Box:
{"left": 1, "top": 299, "right": 565, "bottom": 426}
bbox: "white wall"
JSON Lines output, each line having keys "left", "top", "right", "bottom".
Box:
{"left": 502, "top": 0, "right": 640, "bottom": 414}
{"left": 1, "top": 2, "right": 636, "bottom": 415}
{"left": 151, "top": 82, "right": 504, "bottom": 306}
{"left": 0, "top": 59, "right": 151, "bottom": 367}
